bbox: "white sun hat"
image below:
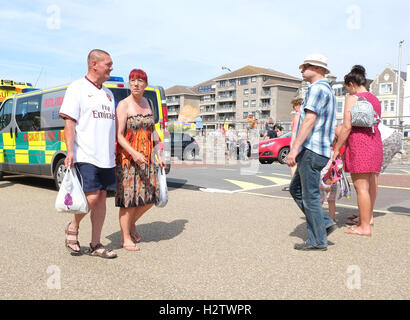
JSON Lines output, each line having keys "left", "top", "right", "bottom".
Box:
{"left": 299, "top": 53, "right": 330, "bottom": 74}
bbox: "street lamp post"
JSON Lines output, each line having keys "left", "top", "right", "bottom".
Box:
{"left": 397, "top": 40, "right": 404, "bottom": 127}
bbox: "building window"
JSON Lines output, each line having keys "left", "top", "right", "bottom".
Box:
{"left": 383, "top": 120, "right": 387, "bottom": 125}
{"left": 251, "top": 88, "right": 256, "bottom": 94}
{"left": 337, "top": 101, "right": 343, "bottom": 113}
{"left": 199, "top": 85, "right": 213, "bottom": 93}
{"left": 243, "top": 112, "right": 249, "bottom": 119}
{"left": 251, "top": 100, "right": 256, "bottom": 107}
{"left": 239, "top": 77, "right": 248, "bottom": 85}
{"left": 390, "top": 120, "right": 394, "bottom": 126}
{"left": 384, "top": 100, "right": 388, "bottom": 112}
{"left": 333, "top": 87, "right": 343, "bottom": 96}
{"left": 219, "top": 80, "right": 227, "bottom": 87}
{"left": 380, "top": 83, "right": 393, "bottom": 95}
{"left": 390, "top": 100, "right": 395, "bottom": 112}
{"left": 243, "top": 100, "right": 249, "bottom": 107}
{"left": 244, "top": 89, "right": 249, "bottom": 95}
{"left": 251, "top": 77, "right": 257, "bottom": 82}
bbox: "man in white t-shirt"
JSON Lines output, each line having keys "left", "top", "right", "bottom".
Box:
{"left": 59, "top": 49, "right": 117, "bottom": 259}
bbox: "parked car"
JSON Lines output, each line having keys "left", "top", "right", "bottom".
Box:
{"left": 258, "top": 132, "right": 291, "bottom": 164}
{"left": 170, "top": 132, "right": 200, "bottom": 160}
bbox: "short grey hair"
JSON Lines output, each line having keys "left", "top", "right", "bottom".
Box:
{"left": 87, "top": 49, "right": 110, "bottom": 68}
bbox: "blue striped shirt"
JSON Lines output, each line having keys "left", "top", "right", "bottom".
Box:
{"left": 296, "top": 79, "right": 336, "bottom": 158}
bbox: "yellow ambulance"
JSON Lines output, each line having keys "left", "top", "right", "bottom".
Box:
{"left": 0, "top": 77, "right": 171, "bottom": 189}
{"left": 0, "top": 79, "right": 33, "bottom": 103}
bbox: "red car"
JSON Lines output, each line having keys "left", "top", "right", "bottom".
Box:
{"left": 258, "top": 132, "right": 291, "bottom": 164}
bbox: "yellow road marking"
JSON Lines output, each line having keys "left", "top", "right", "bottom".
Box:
{"left": 225, "top": 179, "right": 264, "bottom": 191}
{"left": 242, "top": 192, "right": 293, "bottom": 200}
{"left": 271, "top": 173, "right": 291, "bottom": 178}
{"left": 257, "top": 176, "right": 291, "bottom": 185}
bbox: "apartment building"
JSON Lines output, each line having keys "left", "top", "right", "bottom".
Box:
{"left": 404, "top": 64, "right": 410, "bottom": 126}
{"left": 370, "top": 64, "right": 407, "bottom": 126}
{"left": 165, "top": 85, "right": 200, "bottom": 123}
{"left": 165, "top": 65, "right": 302, "bottom": 130}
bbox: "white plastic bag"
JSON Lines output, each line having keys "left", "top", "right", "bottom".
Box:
{"left": 55, "top": 167, "right": 88, "bottom": 213}
{"left": 155, "top": 166, "right": 168, "bottom": 208}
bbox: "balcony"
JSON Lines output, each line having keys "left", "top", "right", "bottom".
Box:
{"left": 199, "top": 98, "right": 216, "bottom": 105}
{"left": 166, "top": 98, "right": 180, "bottom": 106}
{"left": 216, "top": 106, "right": 236, "bottom": 113}
{"left": 217, "top": 82, "right": 236, "bottom": 89}
{"left": 217, "top": 94, "right": 236, "bottom": 102}
{"left": 200, "top": 107, "right": 216, "bottom": 115}
{"left": 203, "top": 116, "right": 216, "bottom": 123}
{"left": 261, "top": 90, "right": 271, "bottom": 97}
{"left": 217, "top": 116, "right": 235, "bottom": 121}
{"left": 167, "top": 107, "right": 179, "bottom": 116}
{"left": 259, "top": 102, "right": 271, "bottom": 108}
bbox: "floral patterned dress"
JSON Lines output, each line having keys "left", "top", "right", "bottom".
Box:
{"left": 115, "top": 114, "right": 159, "bottom": 207}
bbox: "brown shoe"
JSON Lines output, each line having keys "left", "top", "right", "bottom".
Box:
{"left": 88, "top": 243, "right": 117, "bottom": 259}
{"left": 65, "top": 222, "right": 81, "bottom": 255}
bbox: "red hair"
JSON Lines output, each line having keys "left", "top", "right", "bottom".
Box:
{"left": 129, "top": 69, "right": 148, "bottom": 83}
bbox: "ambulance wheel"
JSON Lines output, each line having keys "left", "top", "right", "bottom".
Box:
{"left": 53, "top": 158, "right": 67, "bottom": 190}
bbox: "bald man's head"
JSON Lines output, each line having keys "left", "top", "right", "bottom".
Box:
{"left": 87, "top": 49, "right": 110, "bottom": 69}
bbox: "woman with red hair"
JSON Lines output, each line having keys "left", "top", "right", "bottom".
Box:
{"left": 115, "top": 69, "right": 165, "bottom": 251}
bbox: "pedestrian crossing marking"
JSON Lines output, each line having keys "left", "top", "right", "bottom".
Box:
{"left": 270, "top": 173, "right": 292, "bottom": 178}
{"left": 225, "top": 179, "right": 263, "bottom": 191}
{"left": 257, "top": 176, "right": 291, "bottom": 185}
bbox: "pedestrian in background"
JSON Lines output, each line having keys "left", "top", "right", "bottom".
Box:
{"left": 320, "top": 125, "right": 345, "bottom": 222}
{"left": 275, "top": 126, "right": 284, "bottom": 137}
{"left": 59, "top": 49, "right": 117, "bottom": 259}
{"left": 264, "top": 118, "right": 276, "bottom": 135}
{"left": 289, "top": 98, "right": 303, "bottom": 178}
{"left": 115, "top": 69, "right": 165, "bottom": 251}
{"left": 379, "top": 123, "right": 402, "bottom": 173}
{"left": 333, "top": 65, "right": 382, "bottom": 236}
{"left": 263, "top": 124, "right": 277, "bottom": 140}
{"left": 286, "top": 53, "right": 337, "bottom": 251}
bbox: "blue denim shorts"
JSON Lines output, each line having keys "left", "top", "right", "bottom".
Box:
{"left": 74, "top": 162, "right": 116, "bottom": 193}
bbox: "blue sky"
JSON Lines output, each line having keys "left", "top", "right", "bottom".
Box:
{"left": 1, "top": 0, "right": 409, "bottom": 89}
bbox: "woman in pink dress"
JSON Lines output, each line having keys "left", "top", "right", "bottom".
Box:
{"left": 333, "top": 65, "right": 382, "bottom": 237}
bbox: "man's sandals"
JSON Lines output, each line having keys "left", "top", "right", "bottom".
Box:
{"left": 65, "top": 222, "right": 81, "bottom": 255}
{"left": 88, "top": 243, "right": 117, "bottom": 259}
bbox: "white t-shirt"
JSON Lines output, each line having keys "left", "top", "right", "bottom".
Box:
{"left": 59, "top": 77, "right": 116, "bottom": 168}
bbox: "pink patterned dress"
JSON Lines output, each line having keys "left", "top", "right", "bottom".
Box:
{"left": 344, "top": 92, "right": 383, "bottom": 173}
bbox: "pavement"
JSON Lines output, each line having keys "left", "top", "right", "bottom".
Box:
{"left": 0, "top": 170, "right": 409, "bottom": 300}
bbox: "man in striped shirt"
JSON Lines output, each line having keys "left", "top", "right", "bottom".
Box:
{"left": 286, "top": 54, "right": 337, "bottom": 251}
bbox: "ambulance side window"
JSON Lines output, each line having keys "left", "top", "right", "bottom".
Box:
{"left": 143, "top": 90, "right": 159, "bottom": 123}
{"left": 0, "top": 99, "right": 13, "bottom": 131}
{"left": 15, "top": 95, "right": 42, "bottom": 132}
